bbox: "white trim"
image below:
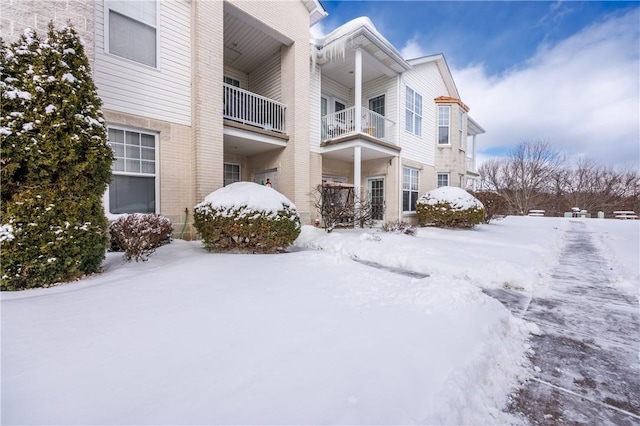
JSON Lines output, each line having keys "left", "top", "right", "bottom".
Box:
{"left": 402, "top": 166, "right": 420, "bottom": 213}
{"left": 438, "top": 105, "right": 451, "bottom": 145}
{"left": 223, "top": 162, "right": 241, "bottom": 187}
{"left": 367, "top": 175, "right": 385, "bottom": 222}
{"left": 104, "top": 0, "right": 160, "bottom": 70}
{"left": 437, "top": 172, "right": 450, "bottom": 188}
{"left": 105, "top": 125, "right": 160, "bottom": 215}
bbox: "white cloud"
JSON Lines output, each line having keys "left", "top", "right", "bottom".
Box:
{"left": 453, "top": 10, "right": 640, "bottom": 168}
{"left": 400, "top": 36, "right": 426, "bottom": 59}
{"left": 310, "top": 22, "right": 326, "bottom": 39}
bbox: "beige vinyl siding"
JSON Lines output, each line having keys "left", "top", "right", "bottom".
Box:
{"left": 249, "top": 51, "right": 281, "bottom": 101}
{"left": 400, "top": 62, "right": 449, "bottom": 166}
{"left": 223, "top": 65, "right": 249, "bottom": 89}
{"left": 309, "top": 63, "right": 322, "bottom": 152}
{"left": 94, "top": 0, "right": 191, "bottom": 126}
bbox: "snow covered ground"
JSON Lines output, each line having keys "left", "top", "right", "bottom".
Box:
{"left": 2, "top": 216, "right": 638, "bottom": 425}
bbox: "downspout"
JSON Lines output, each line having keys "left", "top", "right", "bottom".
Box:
{"left": 179, "top": 207, "right": 189, "bottom": 239}
{"left": 397, "top": 75, "right": 403, "bottom": 221}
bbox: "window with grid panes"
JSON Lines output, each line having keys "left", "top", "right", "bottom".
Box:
{"left": 437, "top": 173, "right": 449, "bottom": 188}
{"left": 402, "top": 167, "right": 420, "bottom": 212}
{"left": 438, "top": 106, "right": 450, "bottom": 144}
{"left": 224, "top": 163, "right": 240, "bottom": 186}
{"left": 107, "top": 128, "right": 156, "bottom": 214}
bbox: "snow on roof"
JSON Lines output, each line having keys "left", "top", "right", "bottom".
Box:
{"left": 312, "top": 16, "right": 409, "bottom": 70}
{"left": 196, "top": 182, "right": 297, "bottom": 213}
{"left": 418, "top": 186, "right": 484, "bottom": 210}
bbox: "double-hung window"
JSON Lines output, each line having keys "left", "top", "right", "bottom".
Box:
{"left": 438, "top": 106, "right": 450, "bottom": 145}
{"left": 402, "top": 167, "right": 420, "bottom": 212}
{"left": 405, "top": 87, "right": 422, "bottom": 136}
{"left": 437, "top": 173, "right": 449, "bottom": 188}
{"left": 107, "top": 1, "right": 158, "bottom": 67}
{"left": 224, "top": 163, "right": 240, "bottom": 187}
{"left": 107, "top": 128, "right": 157, "bottom": 214}
{"left": 458, "top": 109, "right": 464, "bottom": 148}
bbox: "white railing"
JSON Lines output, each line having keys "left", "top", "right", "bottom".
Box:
{"left": 223, "top": 83, "right": 286, "bottom": 133}
{"left": 321, "top": 106, "right": 396, "bottom": 144}
{"left": 466, "top": 156, "right": 476, "bottom": 173}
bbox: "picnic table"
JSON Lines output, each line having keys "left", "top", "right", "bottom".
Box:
{"left": 613, "top": 211, "right": 638, "bottom": 219}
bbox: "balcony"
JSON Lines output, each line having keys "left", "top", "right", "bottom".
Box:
{"left": 223, "top": 83, "right": 286, "bottom": 133}
{"left": 466, "top": 156, "right": 478, "bottom": 174}
{"left": 321, "top": 106, "right": 396, "bottom": 144}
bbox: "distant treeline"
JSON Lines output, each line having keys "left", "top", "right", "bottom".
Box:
{"left": 477, "top": 140, "right": 639, "bottom": 217}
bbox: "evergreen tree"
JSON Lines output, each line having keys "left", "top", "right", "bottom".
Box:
{"left": 1, "top": 23, "right": 113, "bottom": 290}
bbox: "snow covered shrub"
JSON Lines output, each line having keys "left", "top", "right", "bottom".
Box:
{"left": 193, "top": 182, "right": 301, "bottom": 253}
{"left": 1, "top": 24, "right": 113, "bottom": 290}
{"left": 109, "top": 214, "right": 172, "bottom": 262}
{"left": 470, "top": 191, "right": 509, "bottom": 223}
{"left": 416, "top": 187, "right": 485, "bottom": 229}
{"left": 382, "top": 220, "right": 417, "bottom": 236}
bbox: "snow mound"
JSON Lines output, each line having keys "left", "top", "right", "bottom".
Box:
{"left": 196, "top": 182, "right": 297, "bottom": 214}
{"left": 417, "top": 186, "right": 484, "bottom": 210}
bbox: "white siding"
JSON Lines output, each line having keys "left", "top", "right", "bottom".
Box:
{"left": 249, "top": 51, "right": 281, "bottom": 101}
{"left": 94, "top": 0, "right": 191, "bottom": 126}
{"left": 362, "top": 75, "right": 397, "bottom": 119}
{"left": 399, "top": 62, "right": 449, "bottom": 166}
{"left": 321, "top": 76, "right": 350, "bottom": 104}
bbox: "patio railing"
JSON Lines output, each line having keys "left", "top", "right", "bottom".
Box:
{"left": 321, "top": 106, "right": 396, "bottom": 144}
{"left": 223, "top": 83, "right": 286, "bottom": 133}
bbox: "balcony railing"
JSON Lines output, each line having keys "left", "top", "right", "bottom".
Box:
{"left": 223, "top": 83, "right": 286, "bottom": 133}
{"left": 321, "top": 106, "right": 396, "bottom": 144}
{"left": 466, "top": 156, "right": 476, "bottom": 173}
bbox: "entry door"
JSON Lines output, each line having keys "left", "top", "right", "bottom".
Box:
{"left": 368, "top": 95, "right": 385, "bottom": 139}
{"left": 367, "top": 177, "right": 385, "bottom": 221}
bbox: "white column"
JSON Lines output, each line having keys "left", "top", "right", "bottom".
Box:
{"left": 354, "top": 145, "right": 362, "bottom": 226}
{"left": 354, "top": 49, "right": 362, "bottom": 133}
{"left": 472, "top": 134, "right": 477, "bottom": 172}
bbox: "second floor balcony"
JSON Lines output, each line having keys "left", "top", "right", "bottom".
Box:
{"left": 321, "top": 106, "right": 396, "bottom": 145}
{"left": 223, "top": 83, "right": 286, "bottom": 134}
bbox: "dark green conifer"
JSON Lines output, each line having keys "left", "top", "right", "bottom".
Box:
{"left": 1, "top": 23, "right": 113, "bottom": 290}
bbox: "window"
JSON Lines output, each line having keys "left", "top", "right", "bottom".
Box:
{"left": 403, "top": 167, "right": 419, "bottom": 212}
{"left": 107, "top": 1, "right": 157, "bottom": 67}
{"left": 224, "top": 76, "right": 240, "bottom": 87}
{"left": 405, "top": 87, "right": 422, "bottom": 135}
{"left": 107, "top": 128, "right": 157, "bottom": 214}
{"left": 458, "top": 109, "right": 464, "bottom": 148}
{"left": 224, "top": 163, "right": 240, "bottom": 186}
{"left": 438, "top": 106, "right": 450, "bottom": 145}
{"left": 437, "top": 173, "right": 449, "bottom": 188}
{"left": 459, "top": 174, "right": 464, "bottom": 188}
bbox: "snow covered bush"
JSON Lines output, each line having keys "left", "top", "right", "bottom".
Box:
{"left": 382, "top": 220, "right": 417, "bottom": 236}
{"left": 1, "top": 24, "right": 113, "bottom": 290}
{"left": 470, "top": 191, "right": 509, "bottom": 223}
{"left": 109, "top": 214, "right": 173, "bottom": 262}
{"left": 193, "top": 182, "right": 301, "bottom": 253}
{"left": 416, "top": 187, "right": 485, "bottom": 229}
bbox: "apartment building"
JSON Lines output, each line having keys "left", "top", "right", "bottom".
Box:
{"left": 2, "top": 0, "right": 326, "bottom": 238}
{"left": 311, "top": 18, "right": 485, "bottom": 224}
{"left": 1, "top": 1, "right": 483, "bottom": 233}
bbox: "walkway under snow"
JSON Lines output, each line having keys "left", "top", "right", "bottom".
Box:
{"left": 488, "top": 220, "right": 640, "bottom": 424}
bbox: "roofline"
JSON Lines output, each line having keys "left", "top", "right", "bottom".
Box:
{"left": 304, "top": 0, "right": 328, "bottom": 27}
{"left": 408, "top": 53, "right": 460, "bottom": 99}
{"left": 467, "top": 116, "right": 486, "bottom": 135}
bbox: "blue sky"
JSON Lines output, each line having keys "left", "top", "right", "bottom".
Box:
{"left": 313, "top": 1, "right": 640, "bottom": 168}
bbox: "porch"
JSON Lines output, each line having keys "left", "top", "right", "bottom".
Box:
{"left": 321, "top": 106, "right": 396, "bottom": 144}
